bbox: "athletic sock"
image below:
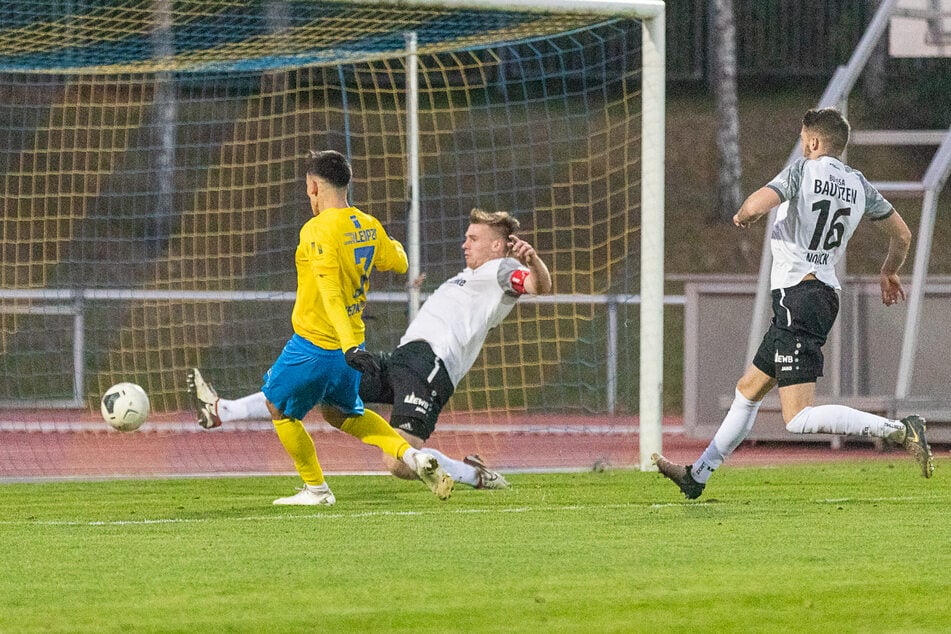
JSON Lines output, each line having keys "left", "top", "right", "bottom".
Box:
{"left": 272, "top": 417, "right": 324, "bottom": 486}
{"left": 401, "top": 446, "right": 422, "bottom": 470}
{"left": 692, "top": 388, "right": 762, "bottom": 484}
{"left": 219, "top": 391, "right": 271, "bottom": 423}
{"left": 786, "top": 404, "right": 905, "bottom": 439}
{"left": 421, "top": 448, "right": 479, "bottom": 486}
{"left": 340, "top": 409, "right": 411, "bottom": 459}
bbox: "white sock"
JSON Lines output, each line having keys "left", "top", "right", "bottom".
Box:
{"left": 692, "top": 389, "right": 761, "bottom": 483}
{"left": 421, "top": 448, "right": 479, "bottom": 487}
{"left": 401, "top": 446, "right": 422, "bottom": 469}
{"left": 218, "top": 391, "right": 271, "bottom": 423}
{"left": 305, "top": 482, "right": 331, "bottom": 493}
{"left": 786, "top": 405, "right": 905, "bottom": 439}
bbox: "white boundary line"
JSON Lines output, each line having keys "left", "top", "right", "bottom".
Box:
{"left": 3, "top": 502, "right": 643, "bottom": 527}
{"left": 4, "top": 495, "right": 943, "bottom": 527}
{"left": 814, "top": 496, "right": 945, "bottom": 503}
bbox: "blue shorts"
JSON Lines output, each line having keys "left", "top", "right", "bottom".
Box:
{"left": 262, "top": 334, "right": 364, "bottom": 420}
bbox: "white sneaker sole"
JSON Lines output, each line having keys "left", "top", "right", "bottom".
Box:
{"left": 272, "top": 491, "right": 336, "bottom": 506}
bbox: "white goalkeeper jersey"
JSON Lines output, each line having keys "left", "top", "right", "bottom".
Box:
{"left": 400, "top": 257, "right": 529, "bottom": 386}
{"left": 766, "top": 155, "right": 892, "bottom": 291}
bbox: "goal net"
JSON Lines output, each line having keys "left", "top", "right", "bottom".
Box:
{"left": 0, "top": 0, "right": 664, "bottom": 478}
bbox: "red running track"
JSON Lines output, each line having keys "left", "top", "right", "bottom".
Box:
{"left": 0, "top": 410, "right": 932, "bottom": 481}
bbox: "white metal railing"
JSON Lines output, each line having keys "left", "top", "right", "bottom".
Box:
{"left": 0, "top": 288, "right": 686, "bottom": 413}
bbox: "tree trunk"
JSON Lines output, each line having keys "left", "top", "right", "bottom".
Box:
{"left": 711, "top": 0, "right": 743, "bottom": 223}
{"left": 149, "top": 0, "right": 176, "bottom": 256}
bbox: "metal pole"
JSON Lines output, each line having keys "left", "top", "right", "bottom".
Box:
{"left": 405, "top": 32, "right": 422, "bottom": 320}
{"left": 896, "top": 128, "right": 951, "bottom": 398}
{"left": 73, "top": 293, "right": 85, "bottom": 406}
{"left": 606, "top": 299, "right": 618, "bottom": 415}
{"left": 895, "top": 189, "right": 937, "bottom": 399}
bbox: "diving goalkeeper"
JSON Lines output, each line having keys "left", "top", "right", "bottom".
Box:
{"left": 188, "top": 208, "right": 552, "bottom": 489}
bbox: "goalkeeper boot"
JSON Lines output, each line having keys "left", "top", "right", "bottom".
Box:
{"left": 186, "top": 368, "right": 222, "bottom": 429}
{"left": 273, "top": 484, "right": 336, "bottom": 506}
{"left": 651, "top": 453, "right": 705, "bottom": 500}
{"left": 464, "top": 454, "right": 510, "bottom": 489}
{"left": 897, "top": 415, "right": 935, "bottom": 479}
{"left": 412, "top": 453, "right": 454, "bottom": 500}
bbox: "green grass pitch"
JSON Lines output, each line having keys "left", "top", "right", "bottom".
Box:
{"left": 1, "top": 459, "right": 948, "bottom": 632}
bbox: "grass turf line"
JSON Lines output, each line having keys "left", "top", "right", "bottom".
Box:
{"left": 0, "top": 460, "right": 948, "bottom": 632}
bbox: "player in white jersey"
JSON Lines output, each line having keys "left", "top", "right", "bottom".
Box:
{"left": 653, "top": 107, "right": 933, "bottom": 500}
{"left": 187, "top": 208, "right": 552, "bottom": 489}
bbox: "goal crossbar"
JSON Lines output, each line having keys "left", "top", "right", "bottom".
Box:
{"left": 361, "top": 0, "right": 664, "bottom": 18}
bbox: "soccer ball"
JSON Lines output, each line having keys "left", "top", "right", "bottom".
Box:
{"left": 101, "top": 382, "right": 150, "bottom": 432}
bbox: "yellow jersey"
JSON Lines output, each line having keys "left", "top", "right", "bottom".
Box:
{"left": 291, "top": 206, "right": 408, "bottom": 351}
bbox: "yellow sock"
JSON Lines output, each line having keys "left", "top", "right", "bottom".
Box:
{"left": 272, "top": 417, "right": 325, "bottom": 486}
{"left": 340, "top": 409, "right": 411, "bottom": 459}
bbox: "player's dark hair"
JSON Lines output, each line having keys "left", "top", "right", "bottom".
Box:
{"left": 304, "top": 150, "right": 352, "bottom": 188}
{"left": 470, "top": 208, "right": 520, "bottom": 239}
{"left": 802, "top": 107, "right": 850, "bottom": 156}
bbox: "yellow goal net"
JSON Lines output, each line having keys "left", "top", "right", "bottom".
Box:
{"left": 0, "top": 0, "right": 665, "bottom": 475}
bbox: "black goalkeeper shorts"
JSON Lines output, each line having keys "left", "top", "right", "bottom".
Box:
{"left": 358, "top": 340, "right": 454, "bottom": 441}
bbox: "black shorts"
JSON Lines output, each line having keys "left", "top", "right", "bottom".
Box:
{"left": 357, "top": 340, "right": 454, "bottom": 441}
{"left": 358, "top": 350, "right": 394, "bottom": 404}
{"left": 752, "top": 279, "right": 839, "bottom": 387}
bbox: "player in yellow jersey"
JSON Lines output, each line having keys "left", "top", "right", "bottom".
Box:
{"left": 263, "top": 150, "right": 453, "bottom": 505}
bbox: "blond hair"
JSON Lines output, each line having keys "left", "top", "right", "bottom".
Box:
{"left": 469, "top": 208, "right": 520, "bottom": 239}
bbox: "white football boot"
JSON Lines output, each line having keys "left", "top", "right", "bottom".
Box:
{"left": 186, "top": 368, "right": 222, "bottom": 429}
{"left": 464, "top": 455, "right": 510, "bottom": 489}
{"left": 408, "top": 452, "right": 454, "bottom": 500}
{"left": 273, "top": 484, "right": 336, "bottom": 506}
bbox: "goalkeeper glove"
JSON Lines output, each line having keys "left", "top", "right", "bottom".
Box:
{"left": 344, "top": 347, "right": 380, "bottom": 374}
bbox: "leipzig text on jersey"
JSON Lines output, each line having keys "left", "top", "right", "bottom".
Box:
{"left": 343, "top": 227, "right": 378, "bottom": 245}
